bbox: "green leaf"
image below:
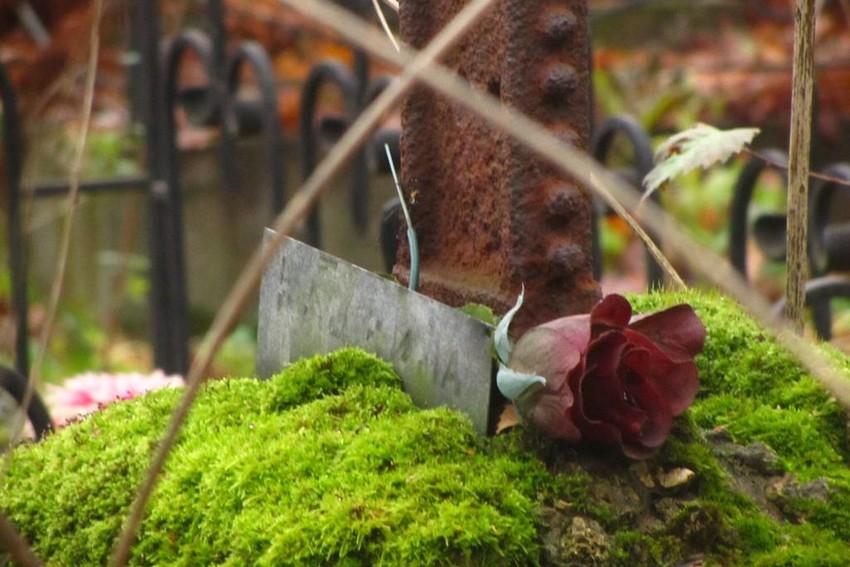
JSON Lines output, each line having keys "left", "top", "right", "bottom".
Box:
{"left": 459, "top": 303, "right": 497, "bottom": 327}
{"left": 496, "top": 364, "right": 546, "bottom": 402}
{"left": 642, "top": 123, "right": 760, "bottom": 202}
{"left": 494, "top": 286, "right": 525, "bottom": 365}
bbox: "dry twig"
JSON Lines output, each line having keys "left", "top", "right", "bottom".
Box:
{"left": 0, "top": 1, "right": 103, "bottom": 563}
{"left": 282, "top": 0, "right": 849, "bottom": 409}
{"left": 0, "top": 513, "right": 42, "bottom": 567}
{"left": 745, "top": 149, "right": 850, "bottom": 188}
{"left": 108, "top": 0, "right": 498, "bottom": 563}
{"left": 5, "top": 0, "right": 104, "bottom": 454}
{"left": 111, "top": 1, "right": 849, "bottom": 563}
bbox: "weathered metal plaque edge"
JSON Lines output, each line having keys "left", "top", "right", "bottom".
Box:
{"left": 256, "top": 230, "right": 495, "bottom": 435}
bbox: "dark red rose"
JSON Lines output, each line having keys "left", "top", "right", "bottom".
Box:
{"left": 507, "top": 294, "right": 706, "bottom": 459}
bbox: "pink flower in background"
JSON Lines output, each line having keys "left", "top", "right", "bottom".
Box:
{"left": 46, "top": 371, "right": 183, "bottom": 427}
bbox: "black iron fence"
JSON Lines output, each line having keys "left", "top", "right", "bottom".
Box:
{"left": 0, "top": 0, "right": 399, "bottom": 434}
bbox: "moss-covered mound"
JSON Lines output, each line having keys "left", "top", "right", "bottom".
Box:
{"left": 0, "top": 349, "right": 548, "bottom": 565}
{"left": 2, "top": 290, "right": 850, "bottom": 565}
{"left": 621, "top": 290, "right": 850, "bottom": 565}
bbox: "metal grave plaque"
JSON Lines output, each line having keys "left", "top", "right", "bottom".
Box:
{"left": 256, "top": 231, "right": 495, "bottom": 435}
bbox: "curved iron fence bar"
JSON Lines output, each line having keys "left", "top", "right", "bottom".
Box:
{"left": 156, "top": 31, "right": 223, "bottom": 376}
{"left": 0, "top": 62, "right": 29, "bottom": 378}
{"left": 206, "top": 0, "right": 228, "bottom": 73}
{"left": 728, "top": 147, "right": 788, "bottom": 277}
{"left": 222, "top": 41, "right": 287, "bottom": 213}
{"left": 770, "top": 274, "right": 850, "bottom": 341}
{"left": 809, "top": 162, "right": 850, "bottom": 275}
{"left": 365, "top": 74, "right": 394, "bottom": 104}
{"left": 589, "top": 115, "right": 661, "bottom": 288}
{"left": 0, "top": 5, "right": 191, "bottom": 380}
{"left": 136, "top": 0, "right": 185, "bottom": 375}
{"left": 804, "top": 163, "right": 850, "bottom": 339}
{"left": 164, "top": 30, "right": 219, "bottom": 128}
{"left": 0, "top": 366, "right": 52, "bottom": 439}
{"left": 591, "top": 115, "right": 655, "bottom": 175}
{"left": 299, "top": 60, "right": 362, "bottom": 246}
{"left": 1, "top": 62, "right": 55, "bottom": 434}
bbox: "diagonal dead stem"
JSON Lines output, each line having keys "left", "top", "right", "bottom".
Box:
{"left": 109, "top": 0, "right": 499, "bottom": 563}
{"left": 283, "top": 0, "right": 850, "bottom": 408}
{"left": 4, "top": 0, "right": 103, "bottom": 459}
{"left": 111, "top": 0, "right": 849, "bottom": 563}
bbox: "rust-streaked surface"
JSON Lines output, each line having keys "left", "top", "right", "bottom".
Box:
{"left": 396, "top": 0, "right": 600, "bottom": 336}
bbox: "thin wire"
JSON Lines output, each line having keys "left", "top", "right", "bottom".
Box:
{"left": 385, "top": 143, "right": 419, "bottom": 290}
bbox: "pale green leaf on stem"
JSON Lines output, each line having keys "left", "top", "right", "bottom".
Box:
{"left": 642, "top": 123, "right": 760, "bottom": 203}
{"left": 494, "top": 285, "right": 524, "bottom": 365}
{"left": 496, "top": 365, "right": 546, "bottom": 402}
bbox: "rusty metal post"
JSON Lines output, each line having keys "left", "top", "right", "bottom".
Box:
{"left": 397, "top": 0, "right": 600, "bottom": 335}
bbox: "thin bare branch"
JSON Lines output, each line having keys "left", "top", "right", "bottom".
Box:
{"left": 591, "top": 174, "right": 685, "bottom": 289}
{"left": 111, "top": 1, "right": 850, "bottom": 562}
{"left": 745, "top": 149, "right": 850, "bottom": 188}
{"left": 0, "top": 6, "right": 102, "bottom": 566}
{"left": 108, "top": 0, "right": 499, "bottom": 564}
{"left": 283, "top": 0, "right": 850, "bottom": 408}
{"left": 0, "top": 512, "right": 43, "bottom": 567}
{"left": 5, "top": 0, "right": 104, "bottom": 456}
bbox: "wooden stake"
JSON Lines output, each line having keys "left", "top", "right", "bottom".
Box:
{"left": 785, "top": 0, "right": 816, "bottom": 334}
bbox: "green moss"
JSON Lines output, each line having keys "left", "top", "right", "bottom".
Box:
{"left": 262, "top": 347, "right": 402, "bottom": 412}
{"left": 629, "top": 289, "right": 850, "bottom": 472}
{"left": 0, "top": 348, "right": 549, "bottom": 565}
{"left": 4, "top": 290, "right": 850, "bottom": 565}
{"left": 692, "top": 397, "right": 846, "bottom": 472}
{"left": 748, "top": 524, "right": 850, "bottom": 567}
{"left": 729, "top": 516, "right": 779, "bottom": 553}
{"left": 607, "top": 531, "right": 685, "bottom": 567}
{"left": 628, "top": 289, "right": 850, "bottom": 562}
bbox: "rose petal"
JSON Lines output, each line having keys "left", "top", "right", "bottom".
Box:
{"left": 524, "top": 389, "right": 582, "bottom": 441}
{"left": 510, "top": 316, "right": 589, "bottom": 391}
{"left": 621, "top": 350, "right": 674, "bottom": 447}
{"left": 620, "top": 439, "right": 661, "bottom": 460}
{"left": 629, "top": 304, "right": 706, "bottom": 362}
{"left": 590, "top": 294, "right": 632, "bottom": 336}
{"left": 570, "top": 333, "right": 645, "bottom": 441}
{"left": 580, "top": 340, "right": 628, "bottom": 420}
{"left": 506, "top": 295, "right": 705, "bottom": 461}
{"left": 622, "top": 329, "right": 700, "bottom": 415}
